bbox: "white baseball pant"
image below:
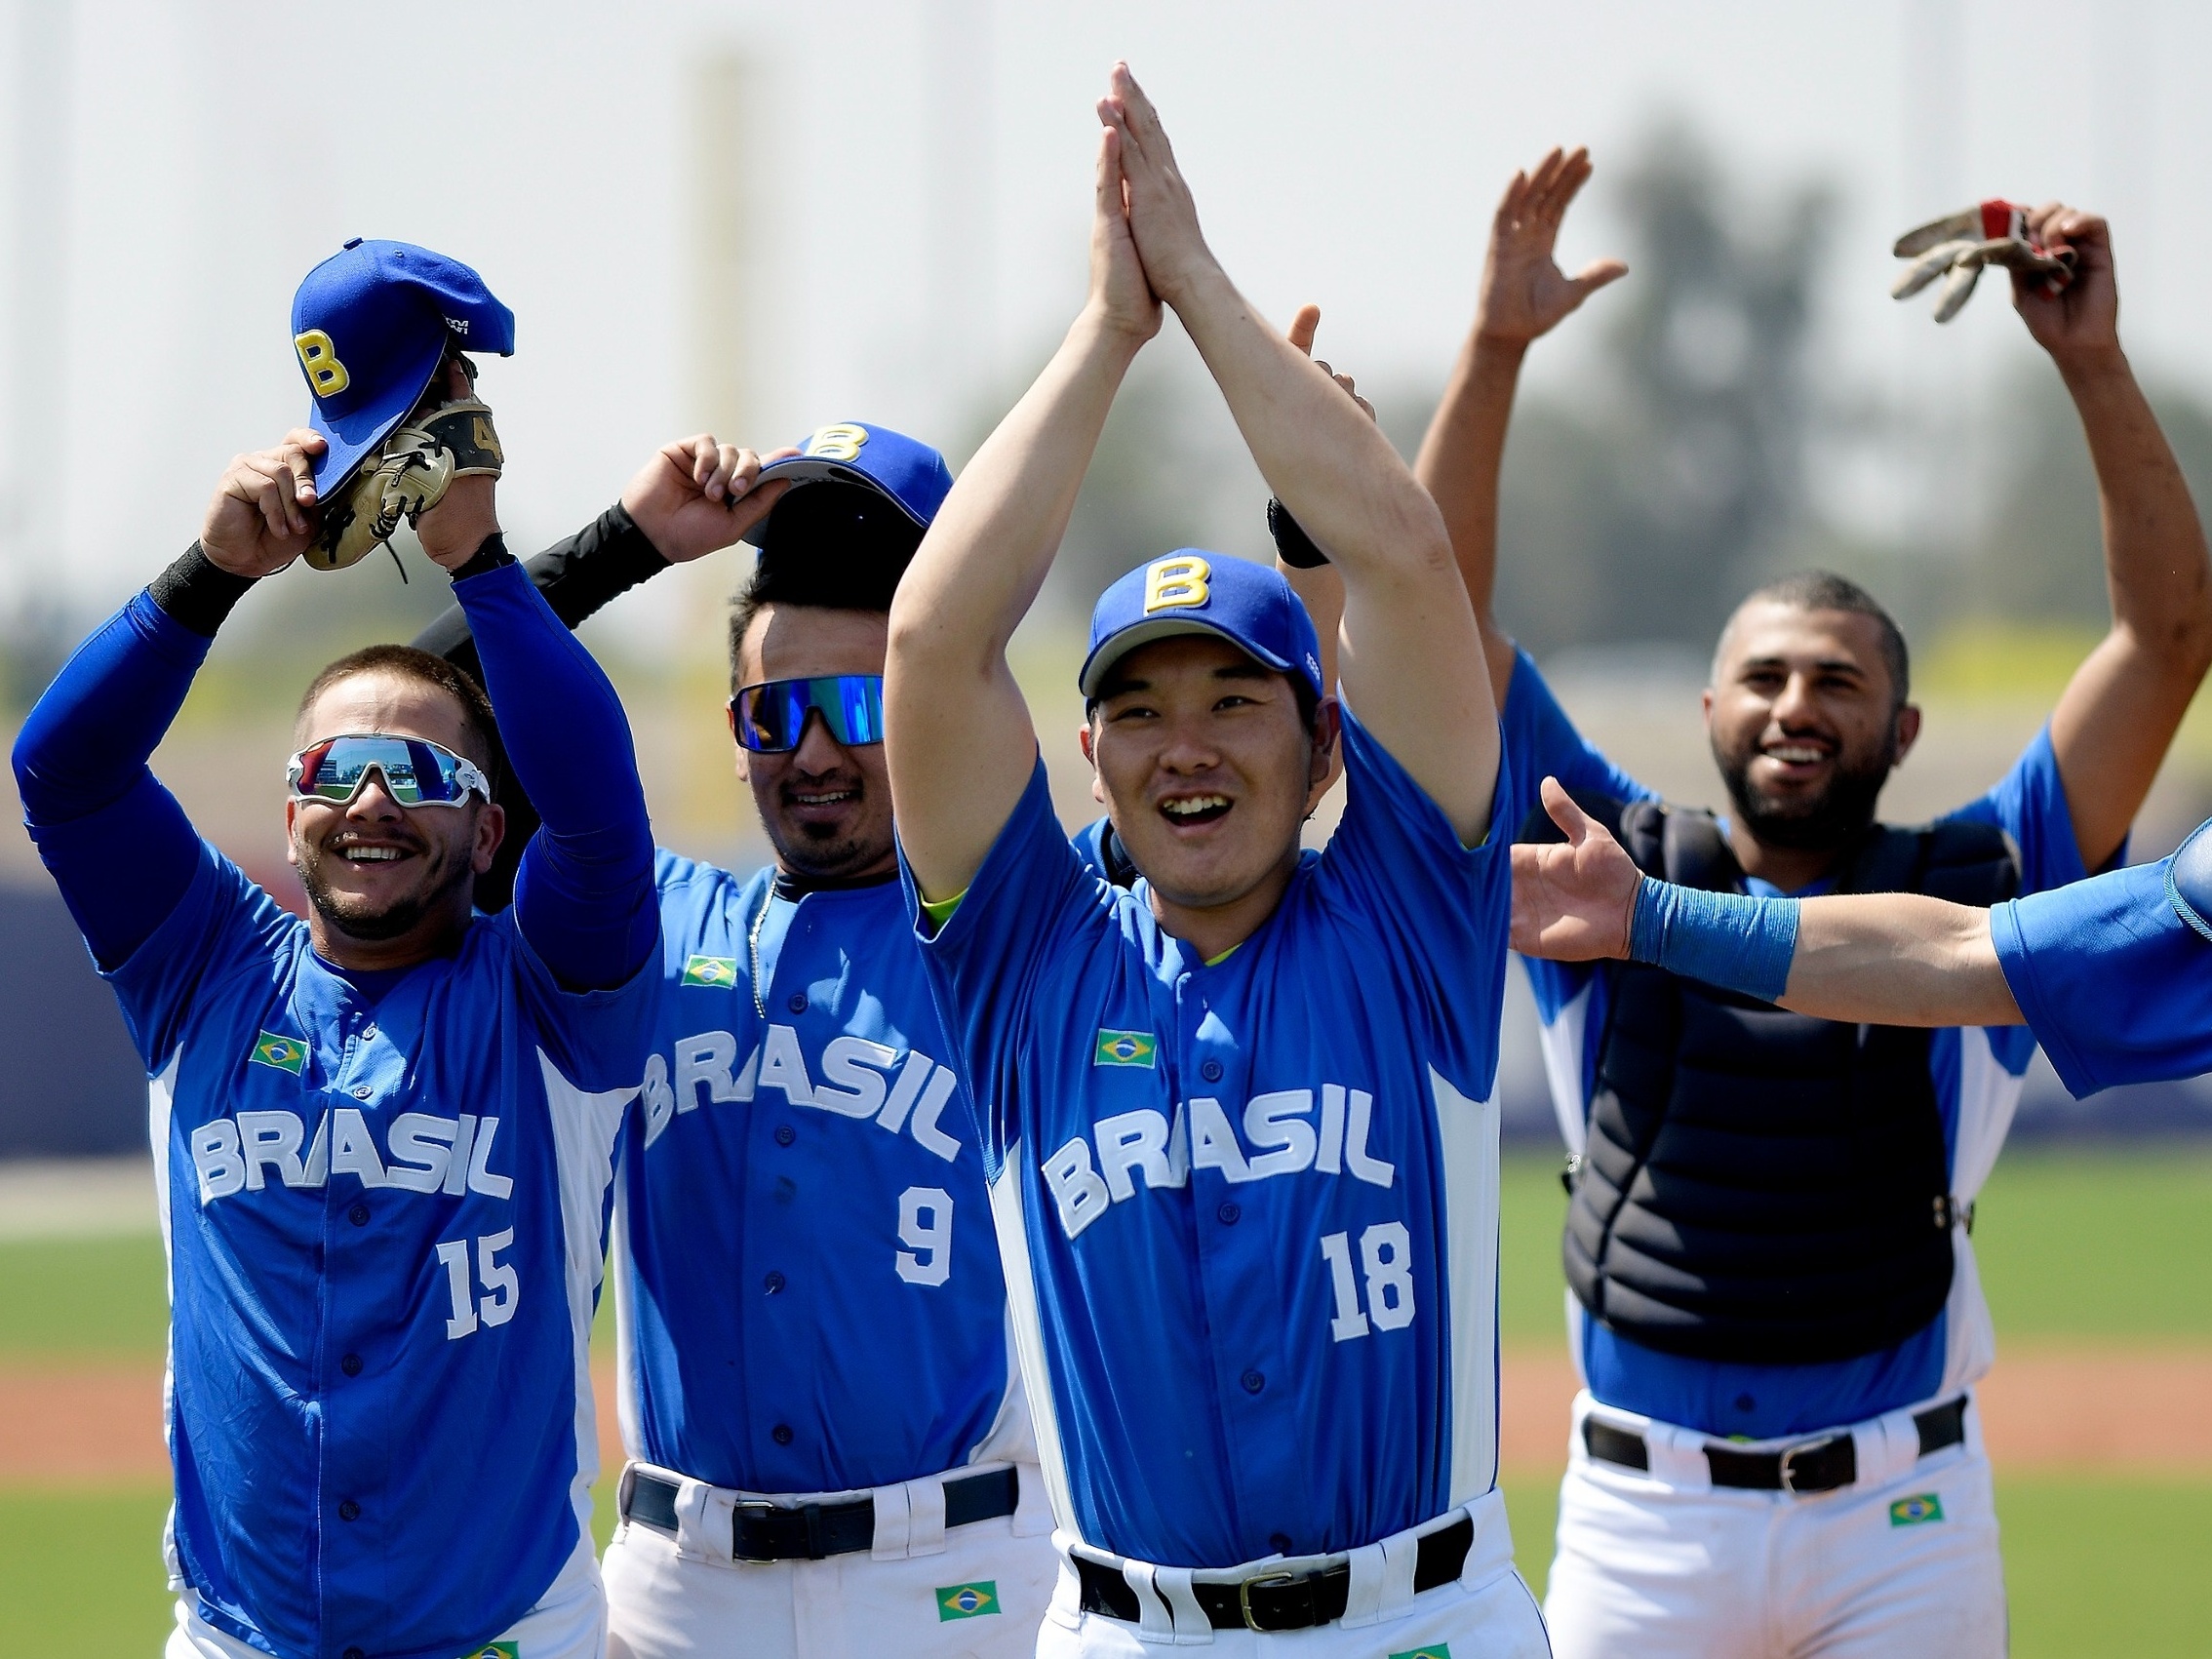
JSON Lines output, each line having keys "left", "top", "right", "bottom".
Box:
{"left": 1543, "top": 1391, "right": 2004, "bottom": 1658}
{"left": 1038, "top": 1490, "right": 1551, "bottom": 1659}
{"left": 603, "top": 1459, "right": 1059, "bottom": 1659}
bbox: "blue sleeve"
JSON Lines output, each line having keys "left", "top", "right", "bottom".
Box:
{"left": 10, "top": 591, "right": 212, "bottom": 970}
{"left": 458, "top": 560, "right": 655, "bottom": 993}
{"left": 1312, "top": 706, "right": 1515, "bottom": 1088}
{"left": 1992, "top": 855, "right": 2212, "bottom": 1096}
{"left": 903, "top": 760, "right": 1105, "bottom": 1164}
{"left": 1498, "top": 649, "right": 1653, "bottom": 830}
{"left": 1942, "top": 724, "right": 2100, "bottom": 895}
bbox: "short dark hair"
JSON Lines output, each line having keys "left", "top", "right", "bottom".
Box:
{"left": 727, "top": 482, "right": 924, "bottom": 691}
{"left": 1725, "top": 570, "right": 1910, "bottom": 707}
{"left": 296, "top": 644, "right": 498, "bottom": 770}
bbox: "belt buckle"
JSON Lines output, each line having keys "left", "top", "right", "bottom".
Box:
{"left": 1776, "top": 1435, "right": 1839, "bottom": 1495}
{"left": 731, "top": 1498, "right": 780, "bottom": 1565}
{"left": 1238, "top": 1571, "right": 1298, "bottom": 1633}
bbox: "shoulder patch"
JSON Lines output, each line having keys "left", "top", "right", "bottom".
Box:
{"left": 2166, "top": 818, "right": 2212, "bottom": 942}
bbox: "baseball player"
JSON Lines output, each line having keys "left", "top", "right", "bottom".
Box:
{"left": 885, "top": 64, "right": 1547, "bottom": 1657}
{"left": 8, "top": 244, "right": 658, "bottom": 1659}
{"left": 1405, "top": 176, "right": 2212, "bottom": 1654}
{"left": 411, "top": 423, "right": 1061, "bottom": 1659}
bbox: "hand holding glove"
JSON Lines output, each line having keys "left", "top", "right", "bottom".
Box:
{"left": 1891, "top": 199, "right": 2075, "bottom": 323}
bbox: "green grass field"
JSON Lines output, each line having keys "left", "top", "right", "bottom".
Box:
{"left": 5, "top": 1148, "right": 2209, "bottom": 1651}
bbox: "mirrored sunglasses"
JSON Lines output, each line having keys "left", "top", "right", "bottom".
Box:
{"left": 730, "top": 675, "right": 887, "bottom": 754}
{"left": 287, "top": 733, "right": 491, "bottom": 808}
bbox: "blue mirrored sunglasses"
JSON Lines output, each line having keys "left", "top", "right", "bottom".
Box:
{"left": 730, "top": 675, "right": 886, "bottom": 754}
{"left": 287, "top": 733, "right": 491, "bottom": 808}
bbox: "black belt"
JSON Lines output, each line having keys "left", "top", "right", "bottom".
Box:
{"left": 1583, "top": 1396, "right": 1969, "bottom": 1495}
{"left": 1074, "top": 1517, "right": 1472, "bottom": 1634}
{"left": 621, "top": 1465, "right": 1018, "bottom": 1561}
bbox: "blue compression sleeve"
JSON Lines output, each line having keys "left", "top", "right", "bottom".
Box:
{"left": 454, "top": 554, "right": 655, "bottom": 992}
{"left": 1627, "top": 875, "right": 1801, "bottom": 1004}
{"left": 12, "top": 591, "right": 212, "bottom": 969}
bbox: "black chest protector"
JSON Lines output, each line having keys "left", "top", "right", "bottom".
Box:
{"left": 1546, "top": 795, "right": 2020, "bottom": 1365}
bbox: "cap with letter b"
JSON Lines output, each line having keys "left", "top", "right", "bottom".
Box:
{"left": 750, "top": 422, "right": 955, "bottom": 541}
{"left": 1079, "top": 552, "right": 1326, "bottom": 700}
{"left": 291, "top": 238, "right": 515, "bottom": 494}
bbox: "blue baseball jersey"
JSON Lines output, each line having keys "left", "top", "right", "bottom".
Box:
{"left": 1505, "top": 650, "right": 2095, "bottom": 1439}
{"left": 1993, "top": 824, "right": 2212, "bottom": 1094}
{"left": 611, "top": 852, "right": 1023, "bottom": 1493}
{"left": 909, "top": 709, "right": 1514, "bottom": 1569}
{"left": 111, "top": 845, "right": 651, "bottom": 1659}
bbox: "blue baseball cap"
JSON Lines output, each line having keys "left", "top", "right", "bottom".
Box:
{"left": 750, "top": 422, "right": 954, "bottom": 533}
{"left": 290, "top": 238, "right": 515, "bottom": 493}
{"left": 1080, "top": 551, "right": 1326, "bottom": 700}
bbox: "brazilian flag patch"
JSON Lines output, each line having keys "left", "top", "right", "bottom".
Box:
{"left": 1889, "top": 1492, "right": 1945, "bottom": 1526}
{"left": 1389, "top": 1645, "right": 1451, "bottom": 1659}
{"left": 937, "top": 1581, "right": 1000, "bottom": 1621}
{"left": 456, "top": 1643, "right": 518, "bottom": 1658}
{"left": 249, "top": 1031, "right": 308, "bottom": 1076}
{"left": 681, "top": 954, "right": 739, "bottom": 989}
{"left": 1093, "top": 1029, "right": 1158, "bottom": 1068}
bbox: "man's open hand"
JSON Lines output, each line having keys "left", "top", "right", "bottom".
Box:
{"left": 2013, "top": 204, "right": 2120, "bottom": 367}
{"left": 622, "top": 436, "right": 799, "bottom": 564}
{"left": 1476, "top": 147, "right": 1627, "bottom": 347}
{"left": 201, "top": 430, "right": 326, "bottom": 577}
{"left": 1509, "top": 777, "right": 1641, "bottom": 960}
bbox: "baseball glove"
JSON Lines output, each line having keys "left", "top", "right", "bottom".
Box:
{"left": 308, "top": 372, "right": 506, "bottom": 573}
{"left": 1890, "top": 199, "right": 2075, "bottom": 324}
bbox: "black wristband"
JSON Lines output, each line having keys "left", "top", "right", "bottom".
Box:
{"left": 449, "top": 534, "right": 516, "bottom": 583}
{"left": 1267, "top": 497, "right": 1330, "bottom": 569}
{"left": 147, "top": 542, "right": 257, "bottom": 638}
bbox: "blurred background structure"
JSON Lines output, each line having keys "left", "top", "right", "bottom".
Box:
{"left": 4, "top": 2, "right": 2212, "bottom": 1650}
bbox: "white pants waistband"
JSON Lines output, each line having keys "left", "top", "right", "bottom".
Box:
{"left": 1057, "top": 1488, "right": 1516, "bottom": 1641}
{"left": 1571, "top": 1386, "right": 1981, "bottom": 1496}
{"left": 618, "top": 1457, "right": 1052, "bottom": 1569}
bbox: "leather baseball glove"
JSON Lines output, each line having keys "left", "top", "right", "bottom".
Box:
{"left": 307, "top": 359, "right": 506, "bottom": 573}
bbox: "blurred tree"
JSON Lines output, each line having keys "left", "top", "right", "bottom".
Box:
{"left": 1488, "top": 121, "right": 1834, "bottom": 654}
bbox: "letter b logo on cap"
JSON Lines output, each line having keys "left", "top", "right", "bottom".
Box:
{"left": 294, "top": 330, "right": 350, "bottom": 398}
{"left": 804, "top": 423, "right": 869, "bottom": 462}
{"left": 1144, "top": 555, "right": 1210, "bottom": 613}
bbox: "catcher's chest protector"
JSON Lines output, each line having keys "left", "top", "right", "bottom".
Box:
{"left": 1564, "top": 801, "right": 2019, "bottom": 1364}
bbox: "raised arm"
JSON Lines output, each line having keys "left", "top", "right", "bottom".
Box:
{"left": 407, "top": 439, "right": 658, "bottom": 993}
{"left": 1511, "top": 776, "right": 2021, "bottom": 1027}
{"left": 887, "top": 123, "right": 1161, "bottom": 900}
{"left": 1413, "top": 148, "right": 1625, "bottom": 708}
{"left": 12, "top": 433, "right": 325, "bottom": 968}
{"left": 2018, "top": 208, "right": 2212, "bottom": 868}
{"left": 1101, "top": 65, "right": 1496, "bottom": 842}
{"left": 412, "top": 435, "right": 787, "bottom": 910}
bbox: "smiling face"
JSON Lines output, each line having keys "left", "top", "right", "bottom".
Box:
{"left": 1082, "top": 634, "right": 1335, "bottom": 918}
{"left": 287, "top": 671, "right": 502, "bottom": 954}
{"left": 1703, "top": 600, "right": 1920, "bottom": 853}
{"left": 731, "top": 604, "right": 897, "bottom": 883}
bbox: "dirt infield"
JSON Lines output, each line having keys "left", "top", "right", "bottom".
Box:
{"left": 6, "top": 1347, "right": 2209, "bottom": 1487}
